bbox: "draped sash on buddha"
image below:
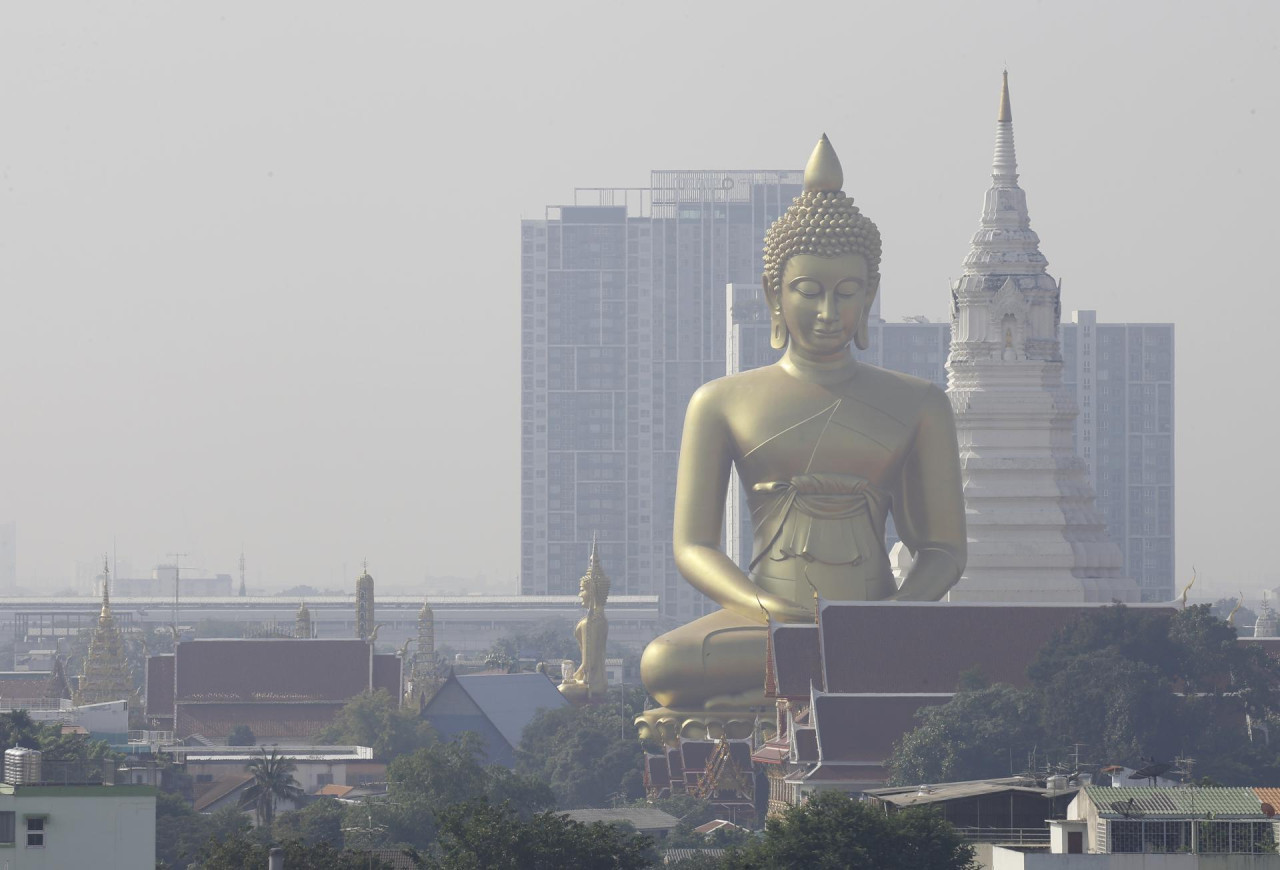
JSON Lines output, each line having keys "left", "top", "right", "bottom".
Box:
{"left": 748, "top": 472, "right": 890, "bottom": 575}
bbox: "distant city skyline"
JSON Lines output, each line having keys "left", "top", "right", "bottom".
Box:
{"left": 0, "top": 4, "right": 1275, "bottom": 600}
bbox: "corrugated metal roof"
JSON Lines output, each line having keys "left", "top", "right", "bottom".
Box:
{"left": 562, "top": 808, "right": 679, "bottom": 832}
{"left": 1085, "top": 786, "right": 1265, "bottom": 818}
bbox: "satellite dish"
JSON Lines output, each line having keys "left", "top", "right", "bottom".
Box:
{"left": 1109, "top": 798, "right": 1142, "bottom": 819}
{"left": 1128, "top": 761, "right": 1173, "bottom": 785}
{"left": 1263, "top": 803, "right": 1276, "bottom": 818}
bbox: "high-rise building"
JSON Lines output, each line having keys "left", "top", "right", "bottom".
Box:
{"left": 945, "top": 73, "right": 1138, "bottom": 602}
{"left": 521, "top": 170, "right": 803, "bottom": 621}
{"left": 1062, "top": 310, "right": 1175, "bottom": 600}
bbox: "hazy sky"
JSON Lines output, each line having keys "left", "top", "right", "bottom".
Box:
{"left": 0, "top": 2, "right": 1275, "bottom": 597}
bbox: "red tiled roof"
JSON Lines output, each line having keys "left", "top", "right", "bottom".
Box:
{"left": 794, "top": 727, "right": 819, "bottom": 763}
{"left": 752, "top": 742, "right": 788, "bottom": 765}
{"left": 146, "top": 655, "right": 175, "bottom": 717}
{"left": 176, "top": 702, "right": 346, "bottom": 740}
{"left": 645, "top": 754, "right": 671, "bottom": 789}
{"left": 0, "top": 673, "right": 62, "bottom": 701}
{"left": 193, "top": 773, "right": 254, "bottom": 812}
{"left": 770, "top": 623, "right": 821, "bottom": 698}
{"left": 817, "top": 603, "right": 1174, "bottom": 694}
{"left": 812, "top": 694, "right": 948, "bottom": 762}
{"left": 174, "top": 639, "right": 372, "bottom": 702}
{"left": 372, "top": 655, "right": 401, "bottom": 696}
{"left": 316, "top": 784, "right": 356, "bottom": 797}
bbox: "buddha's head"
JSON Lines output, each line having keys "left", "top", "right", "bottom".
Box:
{"left": 762, "top": 135, "right": 882, "bottom": 355}
{"left": 580, "top": 570, "right": 610, "bottom": 611}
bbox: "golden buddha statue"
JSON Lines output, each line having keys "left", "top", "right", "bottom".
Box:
{"left": 560, "top": 538, "right": 610, "bottom": 703}
{"left": 636, "top": 135, "right": 967, "bottom": 745}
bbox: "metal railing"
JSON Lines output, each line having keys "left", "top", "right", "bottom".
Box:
{"left": 953, "top": 826, "right": 1051, "bottom": 845}
{"left": 0, "top": 699, "right": 74, "bottom": 713}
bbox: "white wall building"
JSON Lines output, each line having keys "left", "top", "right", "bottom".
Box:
{"left": 0, "top": 782, "right": 156, "bottom": 869}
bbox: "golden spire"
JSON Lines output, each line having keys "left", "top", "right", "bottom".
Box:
{"left": 802, "top": 134, "right": 844, "bottom": 192}
{"left": 587, "top": 532, "right": 603, "bottom": 578}
{"left": 100, "top": 555, "right": 113, "bottom": 621}
{"left": 998, "top": 70, "right": 1012, "bottom": 122}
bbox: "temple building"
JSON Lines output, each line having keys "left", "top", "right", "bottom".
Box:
{"left": 144, "top": 638, "right": 401, "bottom": 740}
{"left": 75, "top": 561, "right": 134, "bottom": 706}
{"left": 944, "top": 74, "right": 1139, "bottom": 602}
{"left": 355, "top": 564, "right": 375, "bottom": 641}
{"left": 295, "top": 601, "right": 312, "bottom": 639}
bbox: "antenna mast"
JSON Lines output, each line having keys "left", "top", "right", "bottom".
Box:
{"left": 168, "top": 552, "right": 187, "bottom": 641}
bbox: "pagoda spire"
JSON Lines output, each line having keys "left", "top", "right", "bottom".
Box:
{"left": 77, "top": 553, "right": 133, "bottom": 705}
{"left": 99, "top": 555, "right": 112, "bottom": 621}
{"left": 992, "top": 70, "right": 1018, "bottom": 184}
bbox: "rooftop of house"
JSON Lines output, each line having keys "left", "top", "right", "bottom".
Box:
{"left": 561, "top": 807, "right": 680, "bottom": 833}
{"left": 1082, "top": 786, "right": 1273, "bottom": 819}
{"left": 446, "top": 673, "right": 568, "bottom": 749}
{"left": 867, "top": 776, "right": 1078, "bottom": 807}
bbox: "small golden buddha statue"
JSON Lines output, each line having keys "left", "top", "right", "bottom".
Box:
{"left": 560, "top": 539, "right": 610, "bottom": 703}
{"left": 637, "top": 135, "right": 967, "bottom": 745}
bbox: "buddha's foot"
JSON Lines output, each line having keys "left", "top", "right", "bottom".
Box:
{"left": 635, "top": 706, "right": 776, "bottom": 749}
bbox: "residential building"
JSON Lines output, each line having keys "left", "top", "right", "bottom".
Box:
{"left": 0, "top": 771, "right": 156, "bottom": 869}
{"left": 988, "top": 785, "right": 1280, "bottom": 865}
{"left": 144, "top": 638, "right": 401, "bottom": 740}
{"left": 1062, "top": 311, "right": 1175, "bottom": 600}
{"left": 420, "top": 672, "right": 568, "bottom": 767}
{"left": 96, "top": 563, "right": 234, "bottom": 598}
{"left": 521, "top": 169, "right": 803, "bottom": 621}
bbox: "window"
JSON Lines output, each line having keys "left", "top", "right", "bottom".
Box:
{"left": 26, "top": 816, "right": 43, "bottom": 847}
{"left": 315, "top": 773, "right": 334, "bottom": 787}
{"left": 0, "top": 811, "right": 13, "bottom": 844}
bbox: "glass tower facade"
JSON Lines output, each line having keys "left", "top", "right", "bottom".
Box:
{"left": 520, "top": 170, "right": 803, "bottom": 621}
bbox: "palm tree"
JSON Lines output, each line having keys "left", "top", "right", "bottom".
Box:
{"left": 238, "top": 748, "right": 303, "bottom": 827}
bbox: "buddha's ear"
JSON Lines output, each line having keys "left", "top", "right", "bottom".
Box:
{"left": 854, "top": 279, "right": 879, "bottom": 351}
{"left": 764, "top": 272, "right": 787, "bottom": 350}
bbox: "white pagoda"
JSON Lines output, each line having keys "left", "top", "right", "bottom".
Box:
{"left": 945, "top": 73, "right": 1139, "bottom": 603}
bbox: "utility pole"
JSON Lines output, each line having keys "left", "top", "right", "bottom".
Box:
{"left": 168, "top": 552, "right": 187, "bottom": 642}
{"left": 238, "top": 548, "right": 247, "bottom": 597}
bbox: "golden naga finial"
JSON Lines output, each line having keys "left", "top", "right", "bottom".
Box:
{"left": 803, "top": 133, "right": 844, "bottom": 193}
{"left": 998, "top": 69, "right": 1012, "bottom": 122}
{"left": 1179, "top": 566, "right": 1197, "bottom": 609}
{"left": 1227, "top": 594, "right": 1244, "bottom": 626}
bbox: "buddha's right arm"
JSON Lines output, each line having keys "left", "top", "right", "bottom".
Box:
{"left": 673, "top": 385, "right": 809, "bottom": 624}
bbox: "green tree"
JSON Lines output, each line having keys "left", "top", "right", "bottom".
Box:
{"left": 313, "top": 689, "right": 436, "bottom": 759}
{"left": 155, "top": 790, "right": 210, "bottom": 869}
{"left": 273, "top": 797, "right": 346, "bottom": 848}
{"left": 239, "top": 749, "right": 305, "bottom": 827}
{"left": 516, "top": 687, "right": 647, "bottom": 808}
{"left": 357, "top": 733, "right": 554, "bottom": 851}
{"left": 228, "top": 723, "right": 256, "bottom": 746}
{"left": 426, "top": 799, "right": 657, "bottom": 870}
{"left": 196, "top": 834, "right": 391, "bottom": 869}
{"left": 723, "top": 791, "right": 975, "bottom": 870}
{"left": 888, "top": 683, "right": 1044, "bottom": 785}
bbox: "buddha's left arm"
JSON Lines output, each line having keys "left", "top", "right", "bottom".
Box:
{"left": 890, "top": 384, "right": 967, "bottom": 601}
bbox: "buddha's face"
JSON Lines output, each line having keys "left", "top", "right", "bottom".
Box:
{"left": 776, "top": 253, "right": 874, "bottom": 359}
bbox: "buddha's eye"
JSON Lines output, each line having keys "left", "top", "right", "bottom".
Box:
{"left": 791, "top": 279, "right": 822, "bottom": 298}
{"left": 835, "top": 279, "right": 865, "bottom": 298}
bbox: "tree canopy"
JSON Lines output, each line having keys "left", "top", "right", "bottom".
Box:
{"left": 888, "top": 604, "right": 1280, "bottom": 785}
{"left": 721, "top": 790, "right": 975, "bottom": 870}
{"left": 312, "top": 689, "right": 436, "bottom": 760}
{"left": 516, "top": 687, "right": 647, "bottom": 808}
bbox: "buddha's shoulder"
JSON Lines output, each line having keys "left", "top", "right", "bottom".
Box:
{"left": 848, "top": 364, "right": 951, "bottom": 420}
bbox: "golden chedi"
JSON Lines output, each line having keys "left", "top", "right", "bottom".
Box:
{"left": 637, "top": 135, "right": 967, "bottom": 745}
{"left": 560, "top": 538, "right": 611, "bottom": 703}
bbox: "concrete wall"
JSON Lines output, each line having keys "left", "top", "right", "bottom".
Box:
{"left": 0, "top": 787, "right": 155, "bottom": 870}
{"left": 991, "top": 846, "right": 1280, "bottom": 868}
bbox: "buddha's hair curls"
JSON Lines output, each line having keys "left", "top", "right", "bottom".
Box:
{"left": 762, "top": 190, "right": 881, "bottom": 297}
